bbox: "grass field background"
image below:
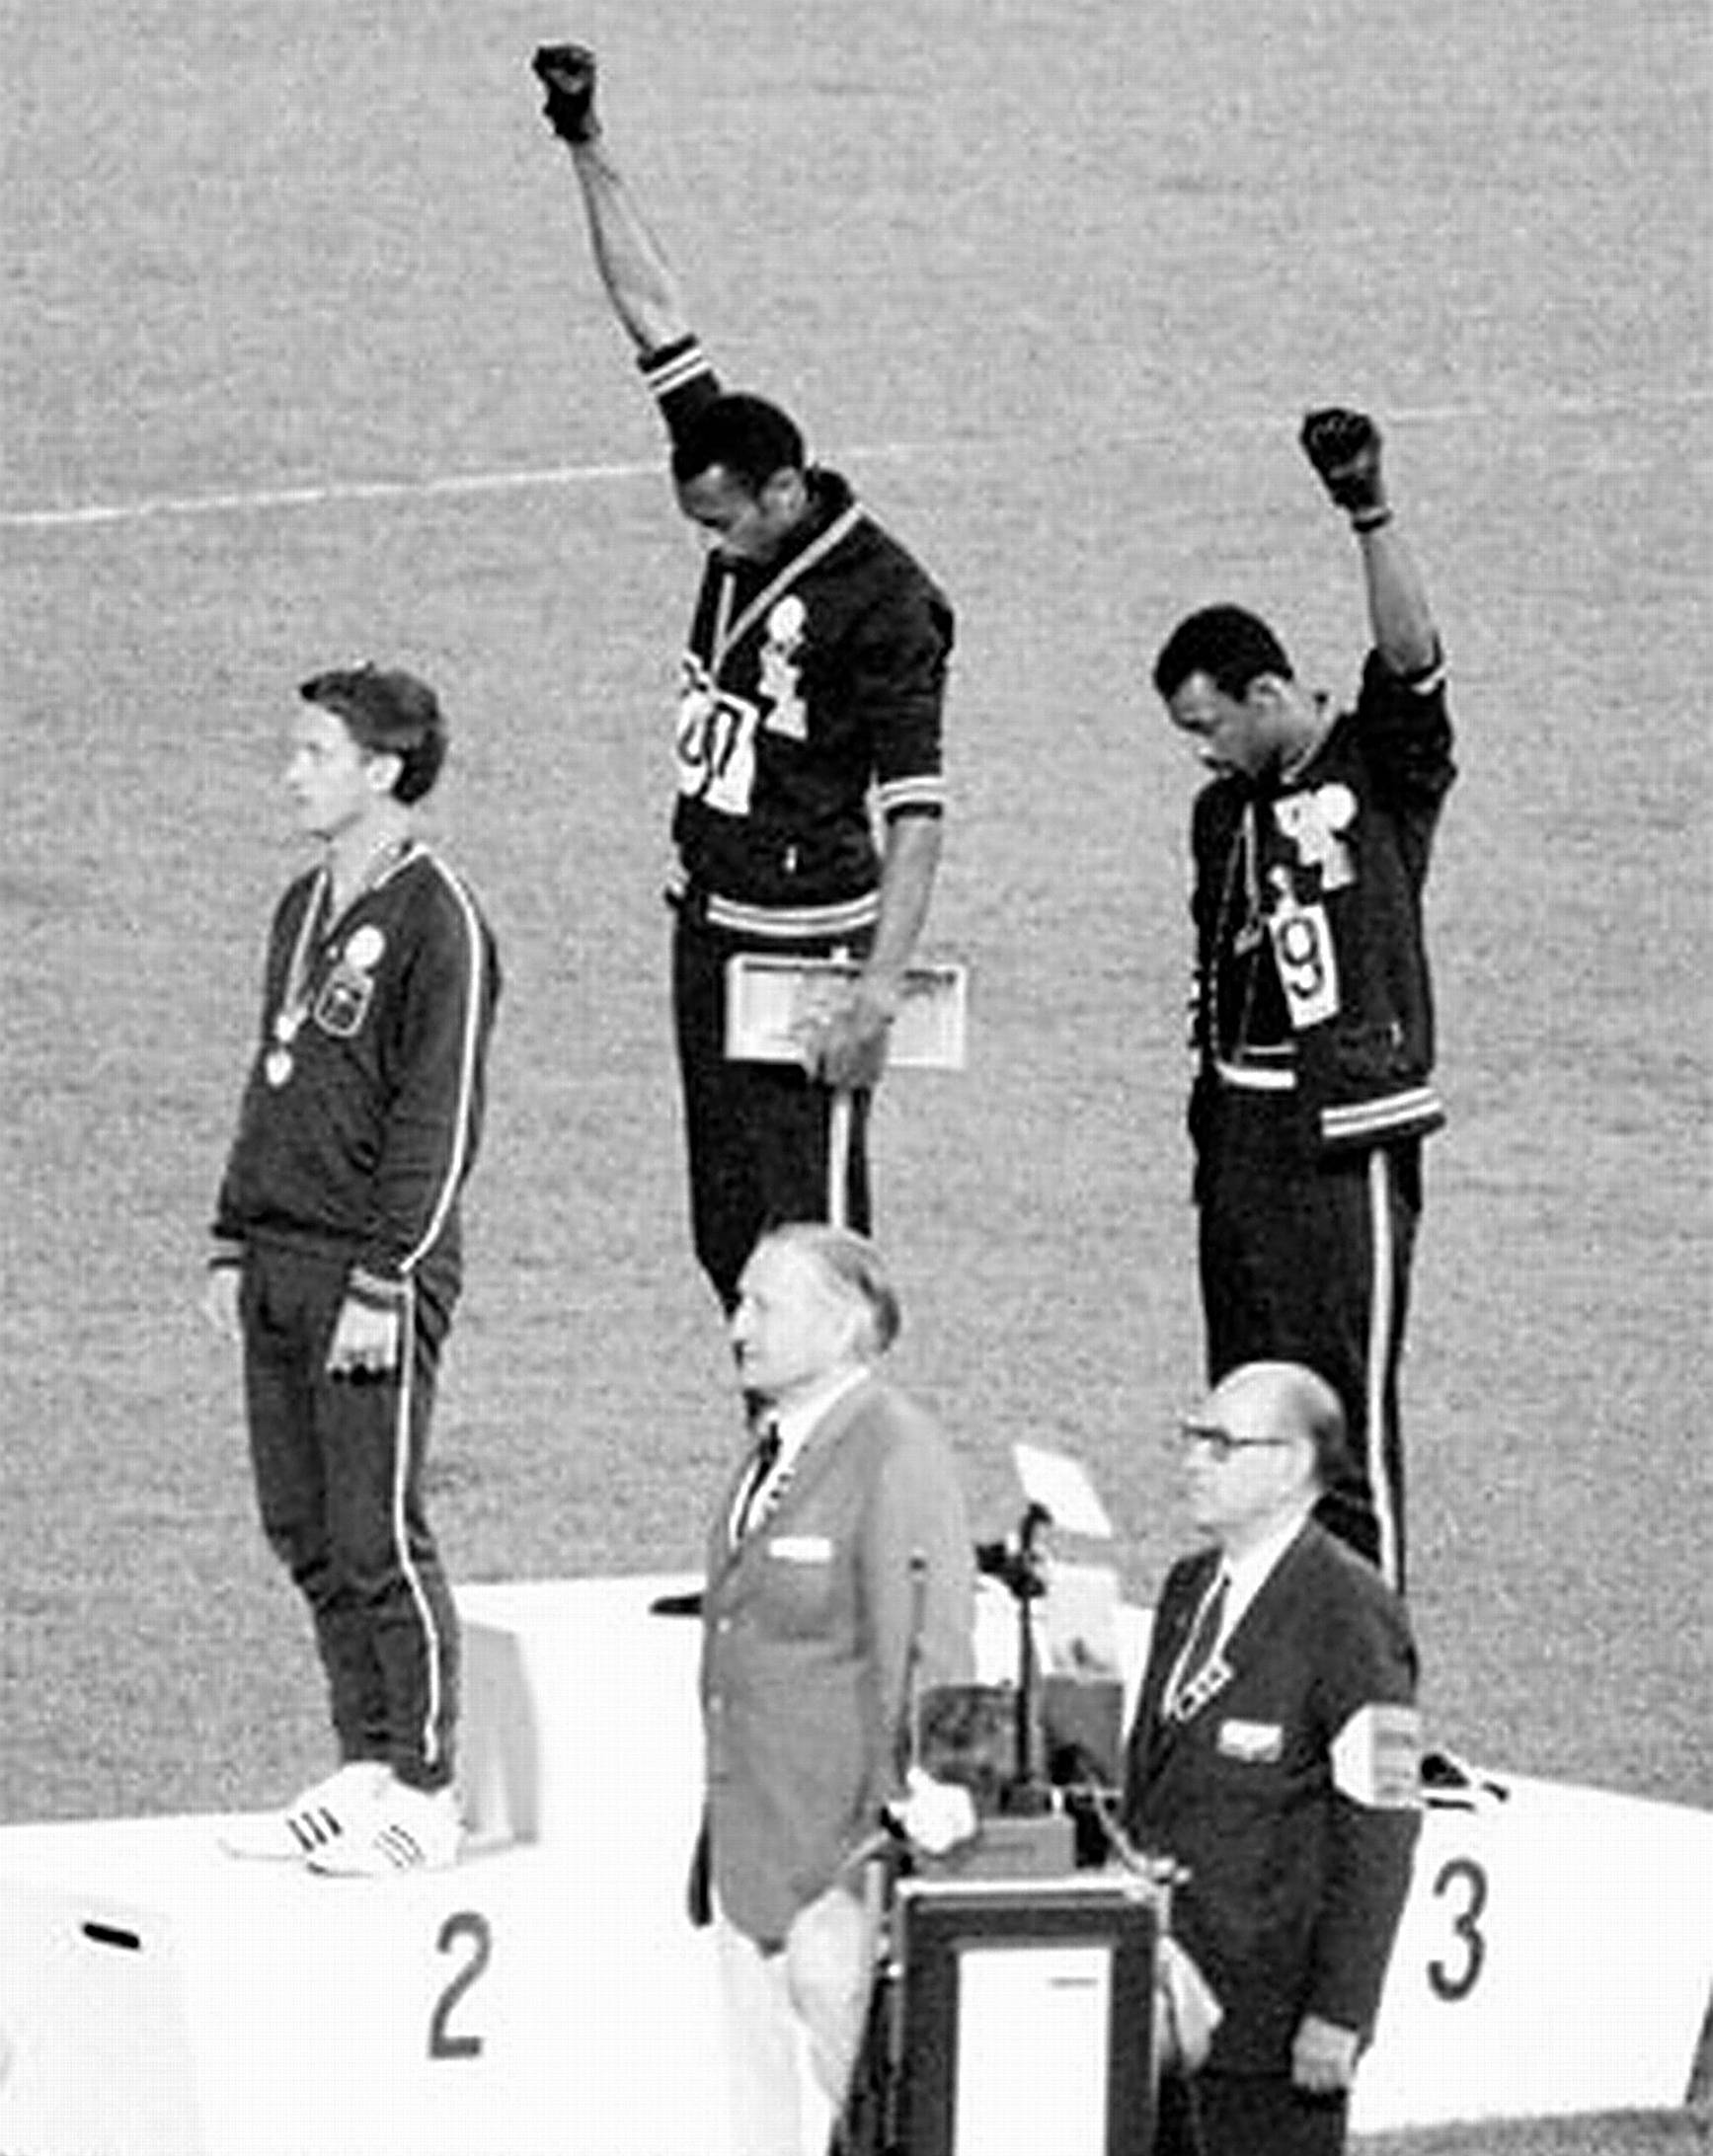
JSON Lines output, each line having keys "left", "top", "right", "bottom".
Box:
{"left": 2, "top": 1, "right": 1708, "bottom": 2147}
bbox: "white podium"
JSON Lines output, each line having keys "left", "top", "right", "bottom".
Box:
{"left": 1, "top": 1575, "right": 1709, "bottom": 2153}
{"left": 0, "top": 1577, "right": 722, "bottom": 2156}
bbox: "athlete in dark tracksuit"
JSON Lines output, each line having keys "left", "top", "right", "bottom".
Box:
{"left": 536, "top": 46, "right": 954, "bottom": 1314}
{"left": 1156, "top": 412, "right": 1454, "bottom": 1590}
{"left": 209, "top": 669, "right": 500, "bottom": 1824}
{"left": 646, "top": 338, "right": 953, "bottom": 1309}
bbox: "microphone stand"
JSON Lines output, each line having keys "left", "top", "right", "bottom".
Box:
{"left": 974, "top": 1501, "right": 1053, "bottom": 1814}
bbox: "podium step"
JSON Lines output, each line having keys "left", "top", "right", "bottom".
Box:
{"left": 2, "top": 1575, "right": 1709, "bottom": 2152}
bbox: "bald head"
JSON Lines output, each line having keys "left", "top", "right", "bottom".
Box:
{"left": 1176, "top": 1360, "right": 1350, "bottom": 1555}
{"left": 1210, "top": 1361, "right": 1349, "bottom": 1490}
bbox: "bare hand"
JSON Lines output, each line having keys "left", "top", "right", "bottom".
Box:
{"left": 806, "top": 978, "right": 896, "bottom": 1093}
{"left": 199, "top": 1266, "right": 241, "bottom": 1342}
{"left": 326, "top": 1296, "right": 401, "bottom": 1379}
{"left": 1291, "top": 2013, "right": 1362, "bottom": 2094}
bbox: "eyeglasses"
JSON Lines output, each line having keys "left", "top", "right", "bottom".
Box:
{"left": 1169, "top": 1420, "right": 1295, "bottom": 1465}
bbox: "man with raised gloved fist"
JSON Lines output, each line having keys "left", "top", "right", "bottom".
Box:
{"left": 1150, "top": 411, "right": 1455, "bottom": 1592}
{"left": 529, "top": 42, "right": 955, "bottom": 1322}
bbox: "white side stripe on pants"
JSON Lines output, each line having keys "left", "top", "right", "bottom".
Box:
{"left": 391, "top": 1279, "right": 445, "bottom": 1771}
{"left": 1364, "top": 1150, "right": 1401, "bottom": 1591}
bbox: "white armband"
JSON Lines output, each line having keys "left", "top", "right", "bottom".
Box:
{"left": 1331, "top": 1703, "right": 1422, "bottom": 1810}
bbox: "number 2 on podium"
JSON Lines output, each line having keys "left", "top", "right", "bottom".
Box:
{"left": 429, "top": 1910, "right": 494, "bottom": 2059}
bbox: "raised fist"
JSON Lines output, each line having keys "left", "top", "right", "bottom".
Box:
{"left": 532, "top": 42, "right": 599, "bottom": 145}
{"left": 1300, "top": 408, "right": 1386, "bottom": 519}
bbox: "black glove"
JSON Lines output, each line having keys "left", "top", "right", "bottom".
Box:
{"left": 1300, "top": 407, "right": 1387, "bottom": 520}
{"left": 532, "top": 42, "right": 599, "bottom": 145}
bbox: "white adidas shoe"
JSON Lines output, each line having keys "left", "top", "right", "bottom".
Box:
{"left": 218, "top": 1760, "right": 391, "bottom": 1863}
{"left": 306, "top": 1777, "right": 463, "bottom": 1878}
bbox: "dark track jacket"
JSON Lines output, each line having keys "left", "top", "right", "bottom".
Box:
{"left": 211, "top": 843, "right": 500, "bottom": 1309}
{"left": 1123, "top": 1521, "right": 1422, "bottom": 2073}
{"left": 640, "top": 336, "right": 953, "bottom": 941}
{"left": 1190, "top": 649, "right": 1454, "bottom": 1159}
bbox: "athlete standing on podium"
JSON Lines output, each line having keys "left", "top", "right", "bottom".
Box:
{"left": 1153, "top": 412, "right": 1454, "bottom": 1588}
{"left": 203, "top": 667, "right": 500, "bottom": 1878}
{"left": 532, "top": 43, "right": 955, "bottom": 1314}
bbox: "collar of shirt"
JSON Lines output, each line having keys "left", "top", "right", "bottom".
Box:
{"left": 730, "top": 1364, "right": 869, "bottom": 1546}
{"left": 763, "top": 1361, "right": 869, "bottom": 1476}
{"left": 1214, "top": 1502, "right": 1316, "bottom": 1648}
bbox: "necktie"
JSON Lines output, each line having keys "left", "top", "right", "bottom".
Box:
{"left": 732, "top": 1420, "right": 782, "bottom": 1545}
{"left": 1165, "top": 1570, "right": 1229, "bottom": 1724}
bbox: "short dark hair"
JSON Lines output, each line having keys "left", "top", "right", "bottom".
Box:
{"left": 670, "top": 392, "right": 807, "bottom": 494}
{"left": 1152, "top": 604, "right": 1295, "bottom": 703}
{"left": 299, "top": 665, "right": 447, "bottom": 804}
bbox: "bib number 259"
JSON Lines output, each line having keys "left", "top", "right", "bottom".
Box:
{"left": 1267, "top": 899, "right": 1341, "bottom": 1030}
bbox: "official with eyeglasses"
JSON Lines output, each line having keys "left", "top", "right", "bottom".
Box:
{"left": 1122, "top": 1360, "right": 1422, "bottom": 2156}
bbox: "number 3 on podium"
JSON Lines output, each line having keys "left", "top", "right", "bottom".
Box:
{"left": 1428, "top": 1857, "right": 1488, "bottom": 2003}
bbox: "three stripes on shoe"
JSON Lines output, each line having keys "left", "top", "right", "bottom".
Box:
{"left": 286, "top": 1800, "right": 434, "bottom": 1871}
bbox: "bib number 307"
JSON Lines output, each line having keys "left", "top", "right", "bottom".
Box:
{"left": 676, "top": 680, "right": 759, "bottom": 817}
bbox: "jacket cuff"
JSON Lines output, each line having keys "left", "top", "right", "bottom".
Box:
{"left": 348, "top": 1266, "right": 408, "bottom": 1311}
{"left": 638, "top": 334, "right": 714, "bottom": 402}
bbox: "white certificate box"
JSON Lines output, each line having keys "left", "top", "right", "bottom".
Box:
{"left": 894, "top": 1877, "right": 1159, "bottom": 2156}
{"left": 725, "top": 955, "right": 969, "bottom": 1069}
{"left": 953, "top": 1943, "right": 1113, "bottom": 2156}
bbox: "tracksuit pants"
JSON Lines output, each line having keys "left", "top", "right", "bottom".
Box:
{"left": 239, "top": 1239, "right": 459, "bottom": 1789}
{"left": 1197, "top": 1091, "right": 1420, "bottom": 1590}
{"left": 671, "top": 907, "right": 872, "bottom": 1313}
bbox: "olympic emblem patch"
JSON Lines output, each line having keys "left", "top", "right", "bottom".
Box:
{"left": 759, "top": 595, "right": 808, "bottom": 740}
{"left": 1273, "top": 783, "right": 1357, "bottom": 891}
{"left": 312, "top": 924, "right": 385, "bottom": 1039}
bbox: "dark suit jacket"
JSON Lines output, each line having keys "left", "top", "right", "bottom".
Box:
{"left": 1122, "top": 1520, "right": 1420, "bottom": 2073}
{"left": 701, "top": 1374, "right": 974, "bottom": 1947}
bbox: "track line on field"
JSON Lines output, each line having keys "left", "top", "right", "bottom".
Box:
{"left": 0, "top": 442, "right": 930, "bottom": 533}
{"left": 0, "top": 455, "right": 671, "bottom": 532}
{"left": 2, "top": 386, "right": 1705, "bottom": 533}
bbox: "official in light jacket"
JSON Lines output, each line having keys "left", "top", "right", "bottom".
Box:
{"left": 699, "top": 1222, "right": 975, "bottom": 2156}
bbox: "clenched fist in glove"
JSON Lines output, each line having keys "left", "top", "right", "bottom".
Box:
{"left": 1300, "top": 407, "right": 1389, "bottom": 526}
{"left": 533, "top": 42, "right": 600, "bottom": 145}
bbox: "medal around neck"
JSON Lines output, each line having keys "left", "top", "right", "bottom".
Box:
{"left": 265, "top": 1005, "right": 304, "bottom": 1086}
